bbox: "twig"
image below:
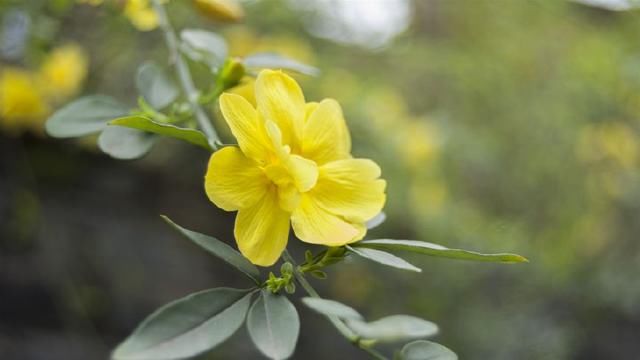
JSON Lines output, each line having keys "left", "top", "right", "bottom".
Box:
{"left": 151, "top": 0, "right": 220, "bottom": 149}
{"left": 283, "top": 250, "right": 388, "bottom": 360}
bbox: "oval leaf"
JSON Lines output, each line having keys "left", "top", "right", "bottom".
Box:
{"left": 136, "top": 63, "right": 179, "bottom": 109}
{"left": 181, "top": 29, "right": 228, "bottom": 68}
{"left": 243, "top": 53, "right": 320, "bottom": 76}
{"left": 354, "top": 239, "right": 528, "bottom": 264}
{"left": 400, "top": 340, "right": 458, "bottom": 360}
{"left": 112, "top": 288, "right": 253, "bottom": 360}
{"left": 347, "top": 246, "right": 421, "bottom": 272}
{"left": 45, "top": 95, "right": 129, "bottom": 138}
{"left": 346, "top": 315, "right": 438, "bottom": 342}
{"left": 98, "top": 126, "right": 156, "bottom": 160}
{"left": 110, "top": 116, "right": 213, "bottom": 150}
{"left": 161, "top": 215, "right": 260, "bottom": 283}
{"left": 301, "top": 297, "right": 363, "bottom": 320}
{"left": 247, "top": 290, "right": 300, "bottom": 360}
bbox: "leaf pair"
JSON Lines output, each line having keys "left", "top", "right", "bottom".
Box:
{"left": 302, "top": 297, "right": 438, "bottom": 343}
{"left": 303, "top": 297, "right": 457, "bottom": 359}
{"left": 348, "top": 239, "right": 528, "bottom": 273}
{"left": 45, "top": 63, "right": 209, "bottom": 159}
{"left": 114, "top": 218, "right": 301, "bottom": 360}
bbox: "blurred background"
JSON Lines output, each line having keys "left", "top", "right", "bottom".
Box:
{"left": 2, "top": 0, "right": 640, "bottom": 359}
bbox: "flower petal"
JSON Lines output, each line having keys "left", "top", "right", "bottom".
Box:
{"left": 264, "top": 120, "right": 319, "bottom": 192}
{"left": 235, "top": 188, "right": 291, "bottom": 266}
{"left": 312, "top": 158, "right": 386, "bottom": 223}
{"left": 204, "top": 146, "right": 269, "bottom": 211}
{"left": 219, "top": 93, "right": 271, "bottom": 163}
{"left": 291, "top": 194, "right": 365, "bottom": 246}
{"left": 302, "top": 99, "right": 351, "bottom": 164}
{"left": 255, "top": 70, "right": 305, "bottom": 151}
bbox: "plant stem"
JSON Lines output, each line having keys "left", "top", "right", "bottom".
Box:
{"left": 151, "top": 0, "right": 220, "bottom": 149}
{"left": 282, "top": 250, "right": 389, "bottom": 360}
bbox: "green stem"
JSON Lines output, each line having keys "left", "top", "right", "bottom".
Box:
{"left": 282, "top": 250, "right": 389, "bottom": 360}
{"left": 151, "top": 0, "right": 220, "bottom": 149}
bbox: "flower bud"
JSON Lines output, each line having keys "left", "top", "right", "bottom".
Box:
{"left": 218, "top": 57, "right": 245, "bottom": 90}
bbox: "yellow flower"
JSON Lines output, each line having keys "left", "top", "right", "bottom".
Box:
{"left": 39, "top": 44, "right": 88, "bottom": 101}
{"left": 0, "top": 67, "right": 50, "bottom": 133}
{"left": 124, "top": 0, "right": 160, "bottom": 31}
{"left": 193, "top": 0, "right": 244, "bottom": 23}
{"left": 204, "top": 70, "right": 386, "bottom": 266}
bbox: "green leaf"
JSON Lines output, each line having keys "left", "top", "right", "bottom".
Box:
{"left": 366, "top": 212, "right": 387, "bottom": 230}
{"left": 301, "top": 297, "right": 363, "bottom": 320}
{"left": 247, "top": 290, "right": 300, "bottom": 360}
{"left": 243, "top": 53, "right": 320, "bottom": 76}
{"left": 110, "top": 116, "right": 213, "bottom": 150}
{"left": 98, "top": 126, "right": 156, "bottom": 160}
{"left": 136, "top": 62, "right": 179, "bottom": 109}
{"left": 354, "top": 239, "right": 528, "bottom": 264}
{"left": 346, "top": 315, "right": 438, "bottom": 342}
{"left": 400, "top": 340, "right": 458, "bottom": 360}
{"left": 112, "top": 287, "right": 253, "bottom": 360}
{"left": 347, "top": 246, "right": 422, "bottom": 272}
{"left": 161, "top": 215, "right": 260, "bottom": 283}
{"left": 45, "top": 95, "right": 129, "bottom": 138}
{"left": 181, "top": 29, "right": 228, "bottom": 68}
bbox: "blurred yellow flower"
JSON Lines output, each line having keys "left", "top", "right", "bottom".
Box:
{"left": 39, "top": 44, "right": 88, "bottom": 100}
{"left": 124, "top": 0, "right": 160, "bottom": 31}
{"left": 0, "top": 68, "right": 50, "bottom": 133}
{"left": 399, "top": 120, "right": 441, "bottom": 168}
{"left": 193, "top": 0, "right": 244, "bottom": 23}
{"left": 205, "top": 70, "right": 386, "bottom": 266}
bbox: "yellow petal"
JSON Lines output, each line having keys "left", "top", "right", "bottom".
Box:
{"left": 264, "top": 120, "right": 318, "bottom": 192}
{"left": 312, "top": 158, "right": 386, "bottom": 223}
{"left": 204, "top": 146, "right": 269, "bottom": 211}
{"left": 302, "top": 98, "right": 351, "bottom": 164}
{"left": 219, "top": 93, "right": 271, "bottom": 163}
{"left": 291, "top": 194, "right": 366, "bottom": 246}
{"left": 235, "top": 188, "right": 291, "bottom": 266}
{"left": 255, "top": 70, "right": 305, "bottom": 151}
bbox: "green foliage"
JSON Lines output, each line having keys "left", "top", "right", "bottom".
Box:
{"left": 301, "top": 297, "right": 363, "bottom": 320}
{"left": 355, "top": 239, "right": 528, "bottom": 264}
{"left": 45, "top": 95, "right": 129, "bottom": 138}
{"left": 243, "top": 53, "right": 320, "bottom": 76}
{"left": 398, "top": 340, "right": 457, "bottom": 360}
{"left": 181, "top": 29, "right": 228, "bottom": 69}
{"left": 346, "top": 315, "right": 439, "bottom": 343}
{"left": 98, "top": 126, "right": 156, "bottom": 160}
{"left": 347, "top": 245, "right": 422, "bottom": 273}
{"left": 247, "top": 290, "right": 300, "bottom": 360}
{"left": 110, "top": 116, "right": 213, "bottom": 150}
{"left": 161, "top": 215, "right": 260, "bottom": 283}
{"left": 112, "top": 288, "right": 253, "bottom": 360}
{"left": 135, "top": 62, "right": 179, "bottom": 110}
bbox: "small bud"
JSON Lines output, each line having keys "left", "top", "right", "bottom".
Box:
{"left": 304, "top": 250, "right": 314, "bottom": 263}
{"left": 280, "top": 262, "right": 293, "bottom": 275}
{"left": 218, "top": 57, "right": 245, "bottom": 90}
{"left": 193, "top": 0, "right": 244, "bottom": 23}
{"left": 284, "top": 282, "right": 296, "bottom": 294}
{"left": 310, "top": 270, "right": 327, "bottom": 279}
